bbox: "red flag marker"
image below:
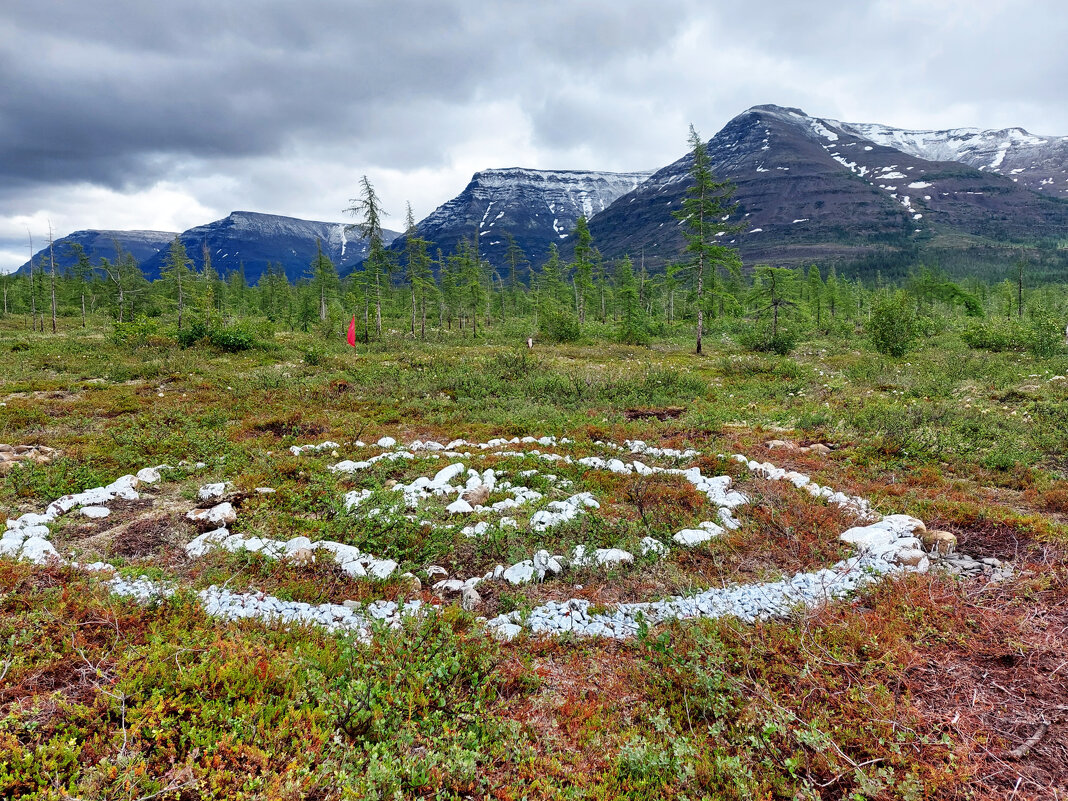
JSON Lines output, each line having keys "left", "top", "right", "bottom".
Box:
{"left": 346, "top": 315, "right": 356, "bottom": 347}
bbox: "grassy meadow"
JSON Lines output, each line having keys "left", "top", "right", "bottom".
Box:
{"left": 1, "top": 312, "right": 1067, "bottom": 800}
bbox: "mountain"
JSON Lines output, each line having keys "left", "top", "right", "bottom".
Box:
{"left": 139, "top": 211, "right": 400, "bottom": 284}
{"left": 17, "top": 229, "right": 177, "bottom": 275}
{"left": 586, "top": 105, "right": 1068, "bottom": 273}
{"left": 833, "top": 120, "right": 1068, "bottom": 196}
{"left": 380, "top": 168, "right": 653, "bottom": 277}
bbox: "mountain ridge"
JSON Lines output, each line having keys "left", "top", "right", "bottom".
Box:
{"left": 585, "top": 104, "right": 1068, "bottom": 272}
{"left": 373, "top": 167, "right": 654, "bottom": 279}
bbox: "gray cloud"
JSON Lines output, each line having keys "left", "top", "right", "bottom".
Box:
{"left": 2, "top": 0, "right": 1066, "bottom": 271}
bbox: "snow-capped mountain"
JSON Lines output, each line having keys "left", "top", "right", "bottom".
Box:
{"left": 138, "top": 211, "right": 400, "bottom": 284}
{"left": 383, "top": 167, "right": 653, "bottom": 277}
{"left": 833, "top": 120, "right": 1068, "bottom": 196}
{"left": 587, "top": 104, "right": 1068, "bottom": 270}
{"left": 17, "top": 229, "right": 177, "bottom": 275}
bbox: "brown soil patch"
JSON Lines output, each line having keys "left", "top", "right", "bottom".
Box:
{"left": 250, "top": 415, "right": 326, "bottom": 439}
{"left": 109, "top": 514, "right": 183, "bottom": 558}
{"left": 624, "top": 406, "right": 685, "bottom": 421}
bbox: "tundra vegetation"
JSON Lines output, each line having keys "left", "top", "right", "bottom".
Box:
{"left": 3, "top": 191, "right": 1068, "bottom": 799}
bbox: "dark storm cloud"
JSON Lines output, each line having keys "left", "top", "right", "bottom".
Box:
{"left": 2, "top": 0, "right": 1066, "bottom": 272}
{"left": 0, "top": 0, "right": 686, "bottom": 189}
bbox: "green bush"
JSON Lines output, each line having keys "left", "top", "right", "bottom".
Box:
{"left": 737, "top": 324, "right": 797, "bottom": 355}
{"left": 867, "top": 291, "right": 918, "bottom": 357}
{"left": 302, "top": 344, "right": 326, "bottom": 366}
{"left": 109, "top": 316, "right": 159, "bottom": 348}
{"left": 538, "top": 309, "right": 581, "bottom": 343}
{"left": 208, "top": 322, "right": 257, "bottom": 352}
{"left": 617, "top": 320, "right": 651, "bottom": 346}
{"left": 174, "top": 320, "right": 209, "bottom": 347}
{"left": 961, "top": 318, "right": 1020, "bottom": 352}
{"left": 1025, "top": 308, "right": 1064, "bottom": 357}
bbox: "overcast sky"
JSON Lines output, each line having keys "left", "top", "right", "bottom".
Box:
{"left": 2, "top": 0, "right": 1065, "bottom": 272}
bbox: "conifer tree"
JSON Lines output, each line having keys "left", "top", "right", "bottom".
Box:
{"left": 806, "top": 264, "right": 824, "bottom": 329}
{"left": 673, "top": 125, "right": 739, "bottom": 354}
{"left": 824, "top": 266, "right": 840, "bottom": 320}
{"left": 346, "top": 175, "right": 388, "bottom": 337}
{"left": 502, "top": 232, "right": 529, "bottom": 317}
{"left": 309, "top": 239, "right": 339, "bottom": 323}
{"left": 403, "top": 203, "right": 434, "bottom": 338}
{"left": 161, "top": 237, "right": 193, "bottom": 329}
{"left": 616, "top": 255, "right": 648, "bottom": 344}
{"left": 570, "top": 216, "right": 594, "bottom": 324}
{"left": 750, "top": 266, "right": 799, "bottom": 337}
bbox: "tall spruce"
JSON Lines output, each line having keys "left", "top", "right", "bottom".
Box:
{"left": 68, "top": 243, "right": 93, "bottom": 326}
{"left": 672, "top": 124, "right": 738, "bottom": 354}
{"left": 201, "top": 244, "right": 217, "bottom": 326}
{"left": 616, "top": 255, "right": 647, "bottom": 344}
{"left": 806, "top": 264, "right": 824, "bottom": 329}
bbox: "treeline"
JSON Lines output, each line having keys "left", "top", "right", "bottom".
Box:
{"left": 5, "top": 227, "right": 1065, "bottom": 350}
{"left": 5, "top": 160, "right": 1066, "bottom": 356}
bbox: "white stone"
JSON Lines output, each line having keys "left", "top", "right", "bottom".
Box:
{"left": 594, "top": 548, "right": 633, "bottom": 566}
{"left": 376, "top": 436, "right": 397, "bottom": 448}
{"left": 491, "top": 622, "right": 523, "bottom": 640}
{"left": 366, "top": 559, "right": 398, "bottom": 579}
{"left": 433, "top": 579, "right": 465, "bottom": 594}
{"left": 674, "top": 528, "right": 714, "bottom": 547}
{"left": 338, "top": 559, "right": 367, "bottom": 577}
{"left": 431, "top": 463, "right": 466, "bottom": 487}
{"left": 20, "top": 536, "right": 58, "bottom": 564}
{"left": 189, "top": 502, "right": 237, "bottom": 527}
{"left": 81, "top": 506, "right": 111, "bottom": 519}
{"left": 446, "top": 498, "right": 473, "bottom": 515}
{"left": 502, "top": 561, "right": 536, "bottom": 585}
{"left": 839, "top": 523, "right": 897, "bottom": 551}
{"left": 135, "top": 467, "right": 162, "bottom": 484}
{"left": 532, "top": 550, "right": 563, "bottom": 575}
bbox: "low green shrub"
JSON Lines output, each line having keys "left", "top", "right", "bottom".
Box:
{"left": 868, "top": 291, "right": 918, "bottom": 357}
{"left": 208, "top": 322, "right": 257, "bottom": 352}
{"left": 539, "top": 309, "right": 581, "bottom": 343}
{"left": 1025, "top": 307, "right": 1064, "bottom": 357}
{"left": 109, "top": 316, "right": 160, "bottom": 348}
{"left": 737, "top": 324, "right": 797, "bottom": 355}
{"left": 961, "top": 318, "right": 1020, "bottom": 352}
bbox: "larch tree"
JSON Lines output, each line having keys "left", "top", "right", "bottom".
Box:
{"left": 161, "top": 237, "right": 193, "bottom": 330}
{"left": 672, "top": 124, "right": 739, "bottom": 354}
{"left": 751, "top": 266, "right": 799, "bottom": 337}
{"left": 309, "top": 239, "right": 339, "bottom": 323}
{"left": 403, "top": 203, "right": 434, "bottom": 338}
{"left": 806, "top": 264, "right": 824, "bottom": 329}
{"left": 201, "top": 244, "right": 217, "bottom": 326}
{"left": 67, "top": 242, "right": 93, "bottom": 326}
{"left": 47, "top": 223, "right": 58, "bottom": 333}
{"left": 503, "top": 232, "right": 528, "bottom": 317}
{"left": 345, "top": 175, "right": 388, "bottom": 338}
{"left": 570, "top": 216, "right": 593, "bottom": 324}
